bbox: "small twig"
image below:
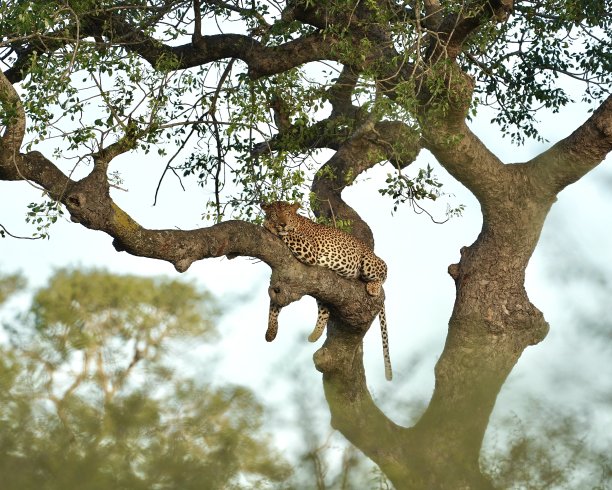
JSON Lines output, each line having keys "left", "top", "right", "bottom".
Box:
{"left": 154, "top": 60, "right": 236, "bottom": 206}
{"left": 410, "top": 197, "right": 449, "bottom": 224}
{"left": 193, "top": 0, "right": 202, "bottom": 42}
{"left": 209, "top": 59, "right": 235, "bottom": 219}
{"left": 0, "top": 223, "right": 42, "bottom": 240}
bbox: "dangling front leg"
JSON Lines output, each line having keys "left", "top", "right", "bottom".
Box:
{"left": 308, "top": 300, "right": 330, "bottom": 342}
{"left": 282, "top": 233, "right": 318, "bottom": 266}
{"left": 266, "top": 301, "right": 282, "bottom": 342}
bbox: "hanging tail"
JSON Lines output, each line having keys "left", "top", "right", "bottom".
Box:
{"left": 379, "top": 306, "right": 392, "bottom": 381}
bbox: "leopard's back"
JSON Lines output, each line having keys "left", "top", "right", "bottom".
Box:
{"left": 262, "top": 201, "right": 387, "bottom": 291}
{"left": 293, "top": 216, "right": 370, "bottom": 279}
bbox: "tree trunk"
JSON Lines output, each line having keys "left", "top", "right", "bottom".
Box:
{"left": 314, "top": 190, "right": 553, "bottom": 487}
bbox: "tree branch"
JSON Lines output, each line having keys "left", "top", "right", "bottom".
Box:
{"left": 0, "top": 119, "right": 381, "bottom": 336}
{"left": 0, "top": 69, "right": 26, "bottom": 156}
{"left": 327, "top": 65, "right": 360, "bottom": 118}
{"left": 84, "top": 9, "right": 338, "bottom": 80}
{"left": 426, "top": 0, "right": 513, "bottom": 61}
{"left": 423, "top": 0, "right": 443, "bottom": 29}
{"left": 422, "top": 116, "right": 508, "bottom": 206}
{"left": 527, "top": 94, "right": 612, "bottom": 193}
{"left": 312, "top": 120, "right": 422, "bottom": 246}
{"left": 314, "top": 320, "right": 413, "bottom": 485}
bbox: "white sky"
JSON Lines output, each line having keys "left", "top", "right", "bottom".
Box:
{"left": 1, "top": 74, "right": 611, "bottom": 472}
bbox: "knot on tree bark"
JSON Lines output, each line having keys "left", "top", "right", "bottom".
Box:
{"left": 448, "top": 246, "right": 472, "bottom": 280}
{"left": 514, "top": 301, "right": 550, "bottom": 346}
{"left": 112, "top": 238, "right": 126, "bottom": 252}
{"left": 66, "top": 192, "right": 92, "bottom": 226}
{"left": 65, "top": 170, "right": 111, "bottom": 229}
{"left": 174, "top": 258, "right": 193, "bottom": 273}
{"left": 313, "top": 346, "right": 335, "bottom": 375}
{"left": 67, "top": 193, "right": 85, "bottom": 210}
{"left": 448, "top": 263, "right": 460, "bottom": 280}
{"left": 267, "top": 282, "right": 301, "bottom": 307}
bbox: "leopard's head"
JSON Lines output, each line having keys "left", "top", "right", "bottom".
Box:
{"left": 261, "top": 201, "right": 301, "bottom": 235}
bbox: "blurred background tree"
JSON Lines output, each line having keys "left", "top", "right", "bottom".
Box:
{"left": 0, "top": 263, "right": 610, "bottom": 489}
{"left": 0, "top": 269, "right": 291, "bottom": 490}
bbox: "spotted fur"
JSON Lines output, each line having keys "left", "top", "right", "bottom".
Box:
{"left": 262, "top": 201, "right": 392, "bottom": 381}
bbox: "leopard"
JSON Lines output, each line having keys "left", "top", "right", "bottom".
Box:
{"left": 261, "top": 201, "right": 392, "bottom": 381}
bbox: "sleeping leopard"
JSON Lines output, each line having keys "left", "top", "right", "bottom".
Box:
{"left": 261, "top": 201, "right": 392, "bottom": 381}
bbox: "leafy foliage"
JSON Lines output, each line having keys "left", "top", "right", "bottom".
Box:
{"left": 0, "top": 270, "right": 25, "bottom": 304}
{"left": 25, "top": 198, "right": 64, "bottom": 239}
{"left": 484, "top": 403, "right": 611, "bottom": 489}
{"left": 463, "top": 1, "right": 611, "bottom": 143}
{"left": 379, "top": 164, "right": 465, "bottom": 221}
{"left": 4, "top": 1, "right": 608, "bottom": 228}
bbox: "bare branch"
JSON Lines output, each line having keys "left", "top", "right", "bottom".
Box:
{"left": 0, "top": 223, "right": 41, "bottom": 240}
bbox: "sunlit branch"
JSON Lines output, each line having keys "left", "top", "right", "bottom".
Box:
{"left": 0, "top": 69, "right": 26, "bottom": 154}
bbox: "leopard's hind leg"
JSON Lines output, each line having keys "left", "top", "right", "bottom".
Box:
{"left": 361, "top": 256, "right": 387, "bottom": 297}
{"left": 308, "top": 300, "right": 330, "bottom": 342}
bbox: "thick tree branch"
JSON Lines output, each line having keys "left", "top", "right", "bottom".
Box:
{"left": 0, "top": 82, "right": 381, "bottom": 333}
{"left": 84, "top": 10, "right": 339, "bottom": 79}
{"left": 0, "top": 69, "right": 26, "bottom": 155}
{"left": 3, "top": 2, "right": 608, "bottom": 487}
{"left": 426, "top": 0, "right": 513, "bottom": 61}
{"left": 304, "top": 115, "right": 421, "bottom": 485}
{"left": 327, "top": 65, "right": 360, "bottom": 118}
{"left": 312, "top": 120, "right": 421, "bottom": 245}
{"left": 423, "top": 0, "right": 442, "bottom": 29}
{"left": 314, "top": 321, "right": 413, "bottom": 485}
{"left": 253, "top": 66, "right": 363, "bottom": 156}
{"left": 527, "top": 94, "right": 612, "bottom": 193}
{"left": 422, "top": 116, "right": 508, "bottom": 206}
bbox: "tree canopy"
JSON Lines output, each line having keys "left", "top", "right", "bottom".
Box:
{"left": 1, "top": 1, "right": 611, "bottom": 488}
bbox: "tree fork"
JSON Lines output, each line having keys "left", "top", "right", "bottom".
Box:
{"left": 407, "top": 197, "right": 551, "bottom": 488}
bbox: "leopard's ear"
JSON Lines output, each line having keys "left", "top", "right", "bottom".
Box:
{"left": 260, "top": 201, "right": 271, "bottom": 212}
{"left": 290, "top": 202, "right": 300, "bottom": 213}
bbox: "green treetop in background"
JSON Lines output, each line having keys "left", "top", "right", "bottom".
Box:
{"left": 0, "top": 269, "right": 290, "bottom": 490}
